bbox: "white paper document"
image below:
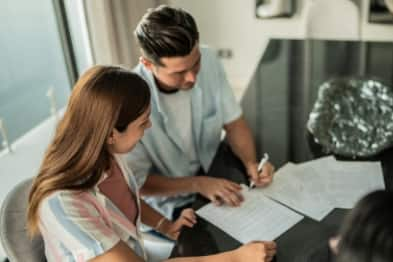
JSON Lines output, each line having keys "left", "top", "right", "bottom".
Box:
{"left": 196, "top": 185, "right": 303, "bottom": 243}
{"left": 304, "top": 156, "right": 385, "bottom": 209}
{"left": 262, "top": 156, "right": 385, "bottom": 220}
{"left": 261, "top": 162, "right": 335, "bottom": 221}
{"left": 197, "top": 157, "right": 385, "bottom": 242}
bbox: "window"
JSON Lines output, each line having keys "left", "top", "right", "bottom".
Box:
{"left": 0, "top": 0, "right": 87, "bottom": 147}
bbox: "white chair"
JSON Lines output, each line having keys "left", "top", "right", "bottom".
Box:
{"left": 142, "top": 232, "right": 175, "bottom": 262}
{"left": 0, "top": 178, "right": 175, "bottom": 262}
{"left": 0, "top": 178, "right": 45, "bottom": 262}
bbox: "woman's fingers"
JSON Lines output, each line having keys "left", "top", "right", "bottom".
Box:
{"left": 181, "top": 209, "right": 197, "bottom": 222}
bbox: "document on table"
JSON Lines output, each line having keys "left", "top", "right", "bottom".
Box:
{"left": 303, "top": 156, "right": 385, "bottom": 209}
{"left": 262, "top": 156, "right": 385, "bottom": 221}
{"left": 261, "top": 162, "right": 335, "bottom": 221}
{"left": 197, "top": 156, "right": 385, "bottom": 241}
{"left": 196, "top": 185, "right": 303, "bottom": 244}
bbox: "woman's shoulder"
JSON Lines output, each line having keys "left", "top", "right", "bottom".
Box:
{"left": 39, "top": 189, "right": 98, "bottom": 216}
{"left": 42, "top": 189, "right": 89, "bottom": 202}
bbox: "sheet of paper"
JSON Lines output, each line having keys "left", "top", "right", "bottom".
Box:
{"left": 284, "top": 156, "right": 385, "bottom": 212}
{"left": 311, "top": 157, "right": 385, "bottom": 208}
{"left": 196, "top": 185, "right": 303, "bottom": 243}
{"left": 262, "top": 162, "right": 335, "bottom": 221}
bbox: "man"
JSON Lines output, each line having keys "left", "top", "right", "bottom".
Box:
{"left": 128, "top": 5, "right": 274, "bottom": 219}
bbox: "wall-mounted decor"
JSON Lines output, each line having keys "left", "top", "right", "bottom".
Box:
{"left": 256, "top": 0, "right": 294, "bottom": 18}
{"left": 369, "top": 0, "right": 393, "bottom": 23}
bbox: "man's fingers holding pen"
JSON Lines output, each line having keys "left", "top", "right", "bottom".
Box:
{"left": 260, "top": 162, "right": 275, "bottom": 176}
{"left": 249, "top": 161, "right": 275, "bottom": 187}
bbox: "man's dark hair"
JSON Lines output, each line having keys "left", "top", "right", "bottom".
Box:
{"left": 336, "top": 190, "right": 393, "bottom": 262}
{"left": 134, "top": 5, "right": 199, "bottom": 66}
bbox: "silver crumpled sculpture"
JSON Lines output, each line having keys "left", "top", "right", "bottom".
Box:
{"left": 307, "top": 78, "right": 393, "bottom": 158}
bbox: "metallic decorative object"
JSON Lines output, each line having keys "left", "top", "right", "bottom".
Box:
{"left": 307, "top": 78, "right": 393, "bottom": 158}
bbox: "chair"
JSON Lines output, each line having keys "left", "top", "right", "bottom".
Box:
{"left": 0, "top": 178, "right": 45, "bottom": 262}
{"left": 0, "top": 178, "right": 175, "bottom": 262}
{"left": 142, "top": 232, "right": 175, "bottom": 262}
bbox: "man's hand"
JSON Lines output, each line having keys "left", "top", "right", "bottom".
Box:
{"left": 246, "top": 161, "right": 275, "bottom": 187}
{"left": 194, "top": 176, "right": 244, "bottom": 206}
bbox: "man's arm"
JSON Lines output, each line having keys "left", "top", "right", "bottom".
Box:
{"left": 140, "top": 175, "right": 197, "bottom": 196}
{"left": 224, "top": 116, "right": 257, "bottom": 168}
{"left": 224, "top": 116, "right": 274, "bottom": 187}
{"left": 140, "top": 174, "right": 243, "bottom": 206}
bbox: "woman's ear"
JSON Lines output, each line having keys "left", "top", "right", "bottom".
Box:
{"left": 106, "top": 129, "right": 116, "bottom": 145}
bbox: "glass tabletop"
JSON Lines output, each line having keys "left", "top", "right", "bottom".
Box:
{"left": 171, "top": 38, "right": 393, "bottom": 261}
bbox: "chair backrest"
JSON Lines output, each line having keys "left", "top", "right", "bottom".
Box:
{"left": 0, "top": 178, "right": 45, "bottom": 262}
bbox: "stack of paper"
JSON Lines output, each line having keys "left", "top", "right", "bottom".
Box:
{"left": 261, "top": 156, "right": 385, "bottom": 220}
{"left": 197, "top": 156, "right": 385, "bottom": 243}
{"left": 261, "top": 162, "right": 334, "bottom": 221}
{"left": 196, "top": 185, "right": 303, "bottom": 243}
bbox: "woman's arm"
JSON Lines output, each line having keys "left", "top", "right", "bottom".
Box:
{"left": 89, "top": 241, "right": 144, "bottom": 262}
{"left": 140, "top": 199, "right": 196, "bottom": 240}
{"left": 90, "top": 240, "right": 232, "bottom": 262}
{"left": 90, "top": 240, "right": 276, "bottom": 262}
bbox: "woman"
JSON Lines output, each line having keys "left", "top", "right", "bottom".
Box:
{"left": 332, "top": 190, "right": 393, "bottom": 262}
{"left": 27, "top": 65, "right": 276, "bottom": 262}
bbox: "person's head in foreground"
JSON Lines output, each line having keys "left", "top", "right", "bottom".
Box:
{"left": 334, "top": 190, "right": 393, "bottom": 262}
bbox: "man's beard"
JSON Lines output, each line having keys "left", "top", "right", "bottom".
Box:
{"left": 155, "top": 78, "right": 195, "bottom": 94}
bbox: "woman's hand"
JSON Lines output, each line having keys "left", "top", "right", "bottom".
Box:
{"left": 194, "top": 176, "right": 244, "bottom": 206}
{"left": 329, "top": 236, "right": 340, "bottom": 255}
{"left": 159, "top": 208, "right": 197, "bottom": 240}
{"left": 232, "top": 241, "right": 277, "bottom": 262}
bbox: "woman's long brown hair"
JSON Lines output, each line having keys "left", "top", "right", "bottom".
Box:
{"left": 27, "top": 65, "right": 150, "bottom": 236}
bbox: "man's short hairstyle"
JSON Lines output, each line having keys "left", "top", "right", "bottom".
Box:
{"left": 134, "top": 5, "right": 199, "bottom": 66}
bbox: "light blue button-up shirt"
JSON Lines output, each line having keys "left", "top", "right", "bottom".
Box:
{"left": 127, "top": 46, "right": 242, "bottom": 218}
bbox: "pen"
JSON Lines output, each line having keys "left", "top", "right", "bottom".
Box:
{"left": 249, "top": 153, "right": 269, "bottom": 189}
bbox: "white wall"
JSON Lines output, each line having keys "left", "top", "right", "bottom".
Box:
{"left": 165, "top": 0, "right": 307, "bottom": 96}
{"left": 165, "top": 0, "right": 393, "bottom": 97}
